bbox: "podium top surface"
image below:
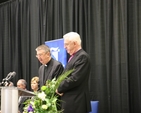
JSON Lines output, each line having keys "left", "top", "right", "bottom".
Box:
{"left": 0, "top": 86, "right": 35, "bottom": 96}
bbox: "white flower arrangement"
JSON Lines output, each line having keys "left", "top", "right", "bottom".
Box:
{"left": 23, "top": 69, "right": 73, "bottom": 113}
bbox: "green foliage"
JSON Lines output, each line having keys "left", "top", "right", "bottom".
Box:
{"left": 23, "top": 69, "right": 74, "bottom": 113}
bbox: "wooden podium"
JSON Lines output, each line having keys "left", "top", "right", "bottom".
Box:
{"left": 0, "top": 87, "right": 35, "bottom": 113}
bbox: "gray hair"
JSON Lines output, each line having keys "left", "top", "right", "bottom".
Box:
{"left": 35, "top": 44, "right": 50, "bottom": 53}
{"left": 63, "top": 32, "right": 81, "bottom": 45}
{"left": 18, "top": 79, "right": 27, "bottom": 87}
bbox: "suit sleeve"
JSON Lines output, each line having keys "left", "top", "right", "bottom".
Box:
{"left": 52, "top": 63, "right": 64, "bottom": 79}
{"left": 58, "top": 54, "right": 90, "bottom": 93}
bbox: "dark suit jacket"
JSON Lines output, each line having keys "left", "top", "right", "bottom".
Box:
{"left": 18, "top": 96, "right": 30, "bottom": 113}
{"left": 58, "top": 49, "right": 91, "bottom": 113}
{"left": 39, "top": 58, "right": 64, "bottom": 86}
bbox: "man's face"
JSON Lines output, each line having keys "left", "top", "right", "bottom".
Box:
{"left": 17, "top": 81, "right": 26, "bottom": 89}
{"left": 64, "top": 39, "right": 76, "bottom": 55}
{"left": 36, "top": 50, "right": 50, "bottom": 65}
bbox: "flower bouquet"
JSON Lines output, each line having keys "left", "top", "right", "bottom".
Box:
{"left": 23, "top": 69, "right": 73, "bottom": 113}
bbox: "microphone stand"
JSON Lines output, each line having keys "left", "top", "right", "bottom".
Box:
{"left": 0, "top": 78, "right": 11, "bottom": 86}
{"left": 0, "top": 71, "right": 16, "bottom": 87}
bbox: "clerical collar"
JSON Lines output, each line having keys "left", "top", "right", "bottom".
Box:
{"left": 44, "top": 58, "right": 52, "bottom": 67}
{"left": 71, "top": 49, "right": 82, "bottom": 56}
{"left": 72, "top": 48, "right": 82, "bottom": 55}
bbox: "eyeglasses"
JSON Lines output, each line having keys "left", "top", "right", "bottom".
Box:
{"left": 36, "top": 52, "right": 46, "bottom": 57}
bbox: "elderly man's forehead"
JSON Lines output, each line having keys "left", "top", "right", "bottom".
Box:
{"left": 17, "top": 80, "right": 23, "bottom": 84}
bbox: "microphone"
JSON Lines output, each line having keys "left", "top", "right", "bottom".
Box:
{"left": 5, "top": 71, "right": 16, "bottom": 81}
{"left": 0, "top": 71, "right": 16, "bottom": 86}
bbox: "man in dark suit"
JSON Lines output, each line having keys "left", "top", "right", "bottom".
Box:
{"left": 35, "top": 44, "right": 64, "bottom": 87}
{"left": 56, "top": 32, "right": 91, "bottom": 113}
{"left": 17, "top": 79, "right": 29, "bottom": 113}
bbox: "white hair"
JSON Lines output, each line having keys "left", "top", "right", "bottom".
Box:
{"left": 63, "top": 32, "right": 81, "bottom": 45}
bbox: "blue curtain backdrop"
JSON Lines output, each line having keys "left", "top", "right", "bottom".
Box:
{"left": 45, "top": 39, "right": 67, "bottom": 68}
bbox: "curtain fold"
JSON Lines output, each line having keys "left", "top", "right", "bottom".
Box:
{"left": 0, "top": 0, "right": 141, "bottom": 113}
{"left": 128, "top": 0, "right": 141, "bottom": 113}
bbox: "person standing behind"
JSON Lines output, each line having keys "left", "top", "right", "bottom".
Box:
{"left": 31, "top": 76, "right": 40, "bottom": 93}
{"left": 17, "top": 79, "right": 27, "bottom": 90}
{"left": 17, "top": 79, "right": 28, "bottom": 113}
{"left": 56, "top": 32, "right": 91, "bottom": 113}
{"left": 35, "top": 44, "right": 64, "bottom": 87}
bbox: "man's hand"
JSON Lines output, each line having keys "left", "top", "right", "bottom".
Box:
{"left": 56, "top": 89, "right": 63, "bottom": 96}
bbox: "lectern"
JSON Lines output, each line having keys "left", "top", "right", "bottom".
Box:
{"left": 0, "top": 87, "right": 35, "bottom": 113}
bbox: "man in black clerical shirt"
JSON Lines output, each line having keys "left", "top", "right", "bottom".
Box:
{"left": 35, "top": 44, "right": 64, "bottom": 87}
